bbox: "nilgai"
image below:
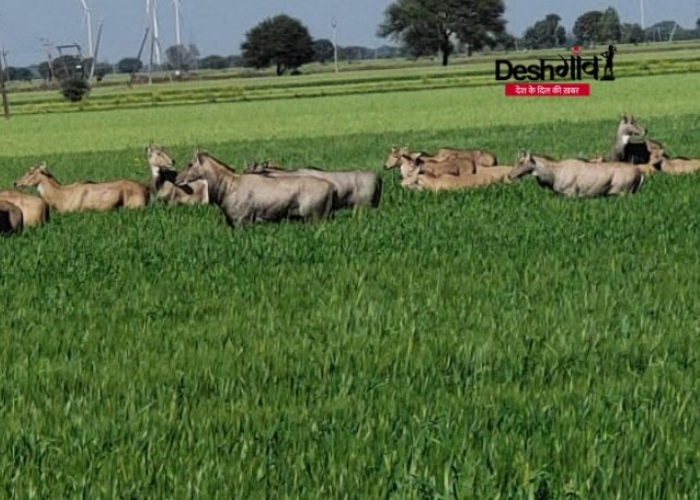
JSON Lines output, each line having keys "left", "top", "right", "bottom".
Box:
{"left": 0, "top": 200, "right": 23, "bottom": 235}
{"left": 146, "top": 145, "right": 209, "bottom": 205}
{"left": 604, "top": 114, "right": 665, "bottom": 164}
{"left": 385, "top": 148, "right": 478, "bottom": 177}
{"left": 650, "top": 148, "right": 700, "bottom": 174}
{"left": 14, "top": 163, "right": 149, "bottom": 213}
{"left": 0, "top": 190, "right": 49, "bottom": 227}
{"left": 246, "top": 162, "right": 382, "bottom": 210}
{"left": 509, "top": 151, "right": 645, "bottom": 197}
{"left": 384, "top": 146, "right": 497, "bottom": 169}
{"left": 176, "top": 151, "right": 337, "bottom": 226}
{"left": 401, "top": 156, "right": 512, "bottom": 192}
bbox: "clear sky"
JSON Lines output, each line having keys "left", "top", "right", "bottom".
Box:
{"left": 0, "top": 0, "right": 696, "bottom": 66}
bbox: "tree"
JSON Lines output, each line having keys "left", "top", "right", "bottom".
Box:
{"left": 93, "top": 62, "right": 114, "bottom": 81}
{"left": 2, "top": 66, "right": 17, "bottom": 81}
{"left": 312, "top": 39, "right": 334, "bottom": 63}
{"left": 598, "top": 7, "right": 622, "bottom": 43}
{"left": 241, "top": 14, "right": 314, "bottom": 76}
{"left": 199, "top": 55, "right": 229, "bottom": 70}
{"left": 621, "top": 23, "right": 645, "bottom": 44}
{"left": 165, "top": 44, "right": 197, "bottom": 71}
{"left": 226, "top": 55, "right": 244, "bottom": 68}
{"left": 573, "top": 10, "right": 603, "bottom": 46}
{"left": 523, "top": 13, "right": 566, "bottom": 49}
{"left": 38, "top": 61, "right": 52, "bottom": 81}
{"left": 377, "top": 0, "right": 507, "bottom": 66}
{"left": 50, "top": 55, "right": 84, "bottom": 81}
{"left": 494, "top": 32, "right": 516, "bottom": 51}
{"left": 117, "top": 57, "right": 143, "bottom": 74}
{"left": 60, "top": 78, "right": 90, "bottom": 102}
{"left": 10, "top": 68, "right": 34, "bottom": 82}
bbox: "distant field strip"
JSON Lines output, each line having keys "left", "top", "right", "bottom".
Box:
{"left": 4, "top": 51, "right": 699, "bottom": 115}
{"left": 1, "top": 73, "right": 698, "bottom": 159}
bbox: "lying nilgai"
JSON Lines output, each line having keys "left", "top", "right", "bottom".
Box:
{"left": 384, "top": 146, "right": 497, "bottom": 170}
{"left": 386, "top": 148, "right": 478, "bottom": 177}
{"left": 649, "top": 148, "right": 700, "bottom": 174}
{"left": 401, "top": 156, "right": 512, "bottom": 192}
{"left": 244, "top": 161, "right": 382, "bottom": 210}
{"left": 14, "top": 164, "right": 149, "bottom": 213}
{"left": 176, "top": 151, "right": 336, "bottom": 226}
{"left": 0, "top": 190, "right": 49, "bottom": 227}
{"left": 509, "top": 151, "right": 645, "bottom": 197}
{"left": 604, "top": 114, "right": 664, "bottom": 164}
{"left": 0, "top": 200, "right": 23, "bottom": 235}
{"left": 146, "top": 145, "right": 209, "bottom": 205}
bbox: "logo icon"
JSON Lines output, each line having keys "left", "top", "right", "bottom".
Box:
{"left": 494, "top": 44, "right": 618, "bottom": 83}
{"left": 600, "top": 44, "right": 617, "bottom": 81}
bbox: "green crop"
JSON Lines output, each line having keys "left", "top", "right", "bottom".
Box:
{"left": 1, "top": 58, "right": 699, "bottom": 498}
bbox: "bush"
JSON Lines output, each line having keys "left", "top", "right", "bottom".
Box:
{"left": 60, "top": 78, "right": 91, "bottom": 102}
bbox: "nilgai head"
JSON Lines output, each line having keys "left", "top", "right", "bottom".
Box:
{"left": 509, "top": 150, "right": 538, "bottom": 180}
{"left": 14, "top": 163, "right": 51, "bottom": 189}
{"left": 617, "top": 114, "right": 647, "bottom": 144}
{"left": 384, "top": 146, "right": 410, "bottom": 170}
{"left": 146, "top": 145, "right": 175, "bottom": 169}
{"left": 176, "top": 152, "right": 208, "bottom": 185}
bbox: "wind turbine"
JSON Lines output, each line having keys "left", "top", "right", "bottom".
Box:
{"left": 146, "top": 0, "right": 163, "bottom": 66}
{"left": 89, "top": 20, "right": 104, "bottom": 81}
{"left": 173, "top": 0, "right": 183, "bottom": 46}
{"left": 78, "top": 0, "right": 94, "bottom": 58}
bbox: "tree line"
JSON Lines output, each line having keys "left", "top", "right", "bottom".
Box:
{"left": 4, "top": 2, "right": 700, "bottom": 84}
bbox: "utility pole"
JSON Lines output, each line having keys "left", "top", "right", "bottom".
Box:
{"left": 640, "top": 0, "right": 645, "bottom": 30}
{"left": 331, "top": 17, "right": 339, "bottom": 74}
{"left": 0, "top": 47, "right": 10, "bottom": 119}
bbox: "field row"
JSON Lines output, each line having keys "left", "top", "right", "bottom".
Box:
{"left": 1, "top": 73, "right": 699, "bottom": 160}
{"left": 4, "top": 46, "right": 700, "bottom": 116}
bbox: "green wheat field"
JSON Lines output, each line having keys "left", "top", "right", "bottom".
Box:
{"left": 1, "top": 47, "right": 700, "bottom": 498}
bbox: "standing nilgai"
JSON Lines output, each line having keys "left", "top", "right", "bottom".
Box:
{"left": 14, "top": 164, "right": 149, "bottom": 213}
{"left": 176, "top": 151, "right": 337, "bottom": 226}
{"left": 146, "top": 145, "right": 209, "bottom": 205}
{"left": 509, "top": 151, "right": 645, "bottom": 198}
{"left": 244, "top": 162, "right": 382, "bottom": 211}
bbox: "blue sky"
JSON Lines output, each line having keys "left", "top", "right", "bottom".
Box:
{"left": 0, "top": 0, "right": 696, "bottom": 66}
